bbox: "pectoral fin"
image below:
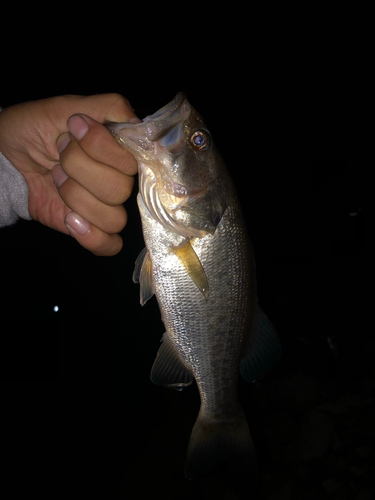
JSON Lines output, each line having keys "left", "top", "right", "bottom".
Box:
{"left": 132, "top": 247, "right": 147, "bottom": 284}
{"left": 132, "top": 247, "right": 154, "bottom": 306}
{"left": 170, "top": 240, "right": 209, "bottom": 298}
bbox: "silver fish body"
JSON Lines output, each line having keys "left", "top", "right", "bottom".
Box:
{"left": 106, "top": 93, "right": 281, "bottom": 478}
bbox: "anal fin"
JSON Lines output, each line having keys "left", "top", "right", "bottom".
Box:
{"left": 151, "top": 333, "right": 194, "bottom": 390}
{"left": 169, "top": 239, "right": 209, "bottom": 298}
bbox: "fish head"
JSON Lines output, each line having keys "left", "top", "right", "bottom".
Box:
{"left": 106, "top": 92, "right": 229, "bottom": 237}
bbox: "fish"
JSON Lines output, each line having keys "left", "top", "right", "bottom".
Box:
{"left": 105, "top": 93, "right": 282, "bottom": 479}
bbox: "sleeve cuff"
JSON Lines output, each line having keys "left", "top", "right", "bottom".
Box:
{"left": 0, "top": 149, "right": 32, "bottom": 227}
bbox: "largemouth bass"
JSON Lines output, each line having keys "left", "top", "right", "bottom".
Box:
{"left": 106, "top": 93, "right": 282, "bottom": 479}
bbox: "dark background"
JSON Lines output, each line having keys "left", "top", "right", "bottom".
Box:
{"left": 0, "top": 26, "right": 371, "bottom": 500}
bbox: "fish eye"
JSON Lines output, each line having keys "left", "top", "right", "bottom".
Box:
{"left": 190, "top": 130, "right": 210, "bottom": 151}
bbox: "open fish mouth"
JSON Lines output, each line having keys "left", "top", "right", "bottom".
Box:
{"left": 142, "top": 92, "right": 188, "bottom": 128}
{"left": 105, "top": 92, "right": 191, "bottom": 156}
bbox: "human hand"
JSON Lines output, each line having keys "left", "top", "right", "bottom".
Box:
{"left": 0, "top": 94, "right": 139, "bottom": 255}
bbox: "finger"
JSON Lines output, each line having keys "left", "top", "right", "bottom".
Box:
{"left": 57, "top": 134, "right": 134, "bottom": 205}
{"left": 52, "top": 169, "right": 128, "bottom": 234}
{"left": 50, "top": 93, "right": 139, "bottom": 135}
{"left": 65, "top": 211, "right": 124, "bottom": 256}
{"left": 67, "top": 114, "right": 138, "bottom": 175}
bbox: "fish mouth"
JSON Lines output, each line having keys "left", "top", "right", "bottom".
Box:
{"left": 143, "top": 92, "right": 188, "bottom": 127}
{"left": 105, "top": 92, "right": 190, "bottom": 159}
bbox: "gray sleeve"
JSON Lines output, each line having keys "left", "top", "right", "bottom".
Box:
{"left": 0, "top": 108, "right": 32, "bottom": 228}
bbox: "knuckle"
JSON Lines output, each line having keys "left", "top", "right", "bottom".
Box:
{"left": 104, "top": 93, "right": 135, "bottom": 123}
{"left": 104, "top": 175, "right": 134, "bottom": 205}
{"left": 79, "top": 229, "right": 123, "bottom": 257}
{"left": 56, "top": 177, "right": 75, "bottom": 203}
{"left": 59, "top": 139, "right": 80, "bottom": 175}
{"left": 106, "top": 93, "right": 132, "bottom": 111}
{"left": 118, "top": 152, "right": 138, "bottom": 176}
{"left": 91, "top": 234, "right": 123, "bottom": 257}
{"left": 106, "top": 206, "right": 127, "bottom": 234}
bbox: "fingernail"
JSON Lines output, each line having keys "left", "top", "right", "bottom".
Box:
{"left": 129, "top": 116, "right": 143, "bottom": 124}
{"left": 56, "top": 133, "right": 71, "bottom": 154}
{"left": 65, "top": 212, "right": 90, "bottom": 235}
{"left": 67, "top": 115, "right": 89, "bottom": 140}
{"left": 52, "top": 164, "right": 69, "bottom": 188}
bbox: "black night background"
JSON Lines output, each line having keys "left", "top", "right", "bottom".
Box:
{"left": 0, "top": 26, "right": 370, "bottom": 500}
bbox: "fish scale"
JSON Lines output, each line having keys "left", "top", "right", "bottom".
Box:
{"left": 139, "top": 189, "right": 254, "bottom": 416}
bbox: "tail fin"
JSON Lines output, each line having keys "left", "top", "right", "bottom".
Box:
{"left": 185, "top": 409, "right": 257, "bottom": 480}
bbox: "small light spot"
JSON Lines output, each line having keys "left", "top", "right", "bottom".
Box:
{"left": 53, "top": 305, "right": 59, "bottom": 312}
